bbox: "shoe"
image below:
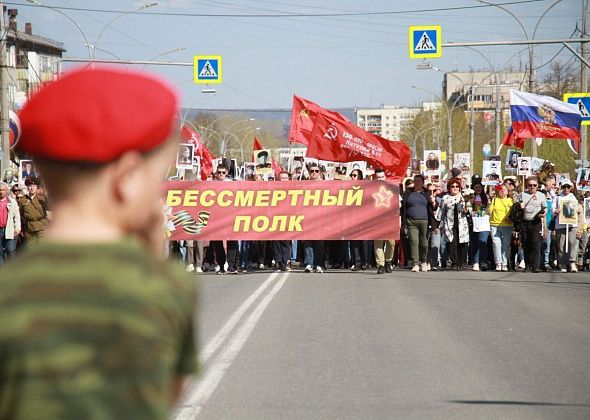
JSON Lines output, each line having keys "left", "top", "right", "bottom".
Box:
{"left": 532, "top": 267, "right": 540, "bottom": 273}
{"left": 385, "top": 263, "right": 392, "bottom": 273}
{"left": 495, "top": 264, "right": 502, "bottom": 271}
{"left": 228, "top": 270, "right": 239, "bottom": 274}
{"left": 426, "top": 263, "right": 431, "bottom": 271}
{"left": 195, "top": 267, "right": 203, "bottom": 273}
{"left": 411, "top": 265, "right": 420, "bottom": 272}
{"left": 560, "top": 268, "right": 567, "bottom": 273}
{"left": 472, "top": 263, "right": 480, "bottom": 272}
{"left": 420, "top": 262, "right": 428, "bottom": 272}
{"left": 570, "top": 263, "right": 578, "bottom": 273}
{"left": 518, "top": 260, "right": 526, "bottom": 269}
{"left": 185, "top": 264, "right": 194, "bottom": 273}
{"left": 502, "top": 265, "right": 508, "bottom": 272}
{"left": 315, "top": 265, "right": 324, "bottom": 273}
{"left": 241, "top": 268, "right": 248, "bottom": 273}
{"left": 305, "top": 265, "right": 312, "bottom": 273}
{"left": 350, "top": 265, "right": 357, "bottom": 271}
{"left": 217, "top": 270, "right": 226, "bottom": 275}
{"left": 259, "top": 263, "right": 265, "bottom": 269}
{"left": 214, "top": 264, "right": 221, "bottom": 273}
{"left": 431, "top": 266, "right": 439, "bottom": 271}
{"left": 376, "top": 266, "right": 384, "bottom": 274}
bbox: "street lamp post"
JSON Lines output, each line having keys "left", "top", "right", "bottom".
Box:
{"left": 477, "top": 0, "right": 564, "bottom": 157}
{"left": 26, "top": 0, "right": 92, "bottom": 59}
{"left": 92, "top": 3, "right": 158, "bottom": 59}
{"left": 411, "top": 85, "right": 464, "bottom": 171}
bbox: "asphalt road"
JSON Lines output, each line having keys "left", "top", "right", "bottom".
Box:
{"left": 173, "top": 267, "right": 590, "bottom": 420}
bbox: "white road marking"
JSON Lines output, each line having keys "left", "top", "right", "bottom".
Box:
{"left": 200, "top": 272, "right": 280, "bottom": 365}
{"left": 173, "top": 271, "right": 289, "bottom": 419}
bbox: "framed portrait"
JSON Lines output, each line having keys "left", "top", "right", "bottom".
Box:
{"left": 482, "top": 160, "right": 502, "bottom": 185}
{"left": 3, "top": 168, "right": 18, "bottom": 184}
{"left": 531, "top": 157, "right": 545, "bottom": 174}
{"left": 505, "top": 150, "right": 522, "bottom": 171}
{"left": 254, "top": 149, "right": 273, "bottom": 174}
{"left": 485, "top": 155, "right": 501, "bottom": 162}
{"left": 558, "top": 198, "right": 578, "bottom": 226}
{"left": 424, "top": 150, "right": 441, "bottom": 176}
{"left": 410, "top": 158, "right": 421, "bottom": 174}
{"left": 517, "top": 157, "right": 531, "bottom": 176}
{"left": 19, "top": 159, "right": 36, "bottom": 183}
{"left": 346, "top": 161, "right": 367, "bottom": 178}
{"left": 576, "top": 167, "right": 590, "bottom": 191}
{"left": 584, "top": 198, "right": 590, "bottom": 225}
{"left": 176, "top": 143, "right": 194, "bottom": 170}
{"left": 454, "top": 153, "right": 470, "bottom": 173}
{"left": 287, "top": 148, "right": 306, "bottom": 173}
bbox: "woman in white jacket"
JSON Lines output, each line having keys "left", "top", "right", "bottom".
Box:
{"left": 0, "top": 182, "right": 21, "bottom": 265}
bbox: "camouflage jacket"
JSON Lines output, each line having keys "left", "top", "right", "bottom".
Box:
{"left": 0, "top": 239, "right": 197, "bottom": 419}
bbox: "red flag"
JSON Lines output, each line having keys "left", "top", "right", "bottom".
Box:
{"left": 289, "top": 95, "right": 349, "bottom": 146}
{"left": 307, "top": 113, "right": 410, "bottom": 178}
{"left": 181, "top": 125, "right": 214, "bottom": 180}
{"left": 501, "top": 126, "right": 526, "bottom": 149}
{"left": 252, "top": 136, "right": 282, "bottom": 175}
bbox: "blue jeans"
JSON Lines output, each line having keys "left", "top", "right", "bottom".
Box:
{"left": 471, "top": 231, "right": 489, "bottom": 265}
{"left": 490, "top": 225, "right": 512, "bottom": 265}
{"left": 429, "top": 229, "right": 441, "bottom": 267}
{"left": 0, "top": 228, "right": 17, "bottom": 266}
{"left": 541, "top": 230, "right": 553, "bottom": 267}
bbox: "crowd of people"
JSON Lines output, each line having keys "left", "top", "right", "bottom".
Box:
{"left": 2, "top": 158, "right": 589, "bottom": 274}
{"left": 167, "top": 161, "right": 590, "bottom": 275}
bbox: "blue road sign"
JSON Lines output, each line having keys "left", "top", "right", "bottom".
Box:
{"left": 564, "top": 93, "right": 590, "bottom": 126}
{"left": 409, "top": 25, "right": 442, "bottom": 59}
{"left": 194, "top": 56, "right": 222, "bottom": 84}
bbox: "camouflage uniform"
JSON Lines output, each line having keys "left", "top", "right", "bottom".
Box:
{"left": 0, "top": 239, "right": 197, "bottom": 419}
{"left": 18, "top": 193, "right": 48, "bottom": 245}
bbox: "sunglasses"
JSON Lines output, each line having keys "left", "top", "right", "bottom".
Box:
{"left": 217, "top": 171, "right": 227, "bottom": 175}
{"left": 309, "top": 169, "right": 320, "bottom": 173}
{"left": 450, "top": 185, "right": 460, "bottom": 188}
{"left": 528, "top": 184, "right": 538, "bottom": 187}
{"left": 350, "top": 174, "right": 358, "bottom": 177}
{"left": 562, "top": 185, "right": 571, "bottom": 188}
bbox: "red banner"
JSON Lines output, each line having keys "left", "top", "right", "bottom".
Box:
{"left": 164, "top": 180, "right": 400, "bottom": 240}
{"left": 181, "top": 125, "right": 215, "bottom": 180}
{"left": 306, "top": 113, "right": 411, "bottom": 178}
{"left": 288, "top": 95, "right": 350, "bottom": 146}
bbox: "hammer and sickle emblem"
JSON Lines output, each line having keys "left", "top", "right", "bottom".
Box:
{"left": 323, "top": 124, "right": 338, "bottom": 141}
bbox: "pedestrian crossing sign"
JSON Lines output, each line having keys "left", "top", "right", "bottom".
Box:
{"left": 409, "top": 26, "right": 442, "bottom": 59}
{"left": 194, "top": 55, "right": 223, "bottom": 84}
{"left": 564, "top": 92, "right": 590, "bottom": 126}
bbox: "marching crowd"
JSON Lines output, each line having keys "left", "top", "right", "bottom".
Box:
{"left": 169, "top": 161, "right": 590, "bottom": 275}
{"left": 2, "top": 160, "right": 589, "bottom": 274}
{"left": 2, "top": 159, "right": 589, "bottom": 274}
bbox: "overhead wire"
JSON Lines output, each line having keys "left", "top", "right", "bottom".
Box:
{"left": 6, "top": 0, "right": 547, "bottom": 18}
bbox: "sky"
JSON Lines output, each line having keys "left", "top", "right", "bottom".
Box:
{"left": 5, "top": 0, "right": 584, "bottom": 110}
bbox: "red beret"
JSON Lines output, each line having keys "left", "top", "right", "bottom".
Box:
{"left": 18, "top": 67, "right": 178, "bottom": 162}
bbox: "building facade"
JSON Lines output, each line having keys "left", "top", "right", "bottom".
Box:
{"left": 356, "top": 105, "right": 421, "bottom": 140}
{"left": 443, "top": 70, "right": 526, "bottom": 110}
{"left": 5, "top": 9, "right": 65, "bottom": 109}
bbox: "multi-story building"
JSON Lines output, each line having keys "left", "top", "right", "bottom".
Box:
{"left": 443, "top": 70, "right": 526, "bottom": 110}
{"left": 356, "top": 105, "right": 422, "bottom": 140}
{"left": 4, "top": 9, "right": 65, "bottom": 109}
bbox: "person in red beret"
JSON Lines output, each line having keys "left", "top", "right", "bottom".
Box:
{"left": 0, "top": 67, "right": 197, "bottom": 420}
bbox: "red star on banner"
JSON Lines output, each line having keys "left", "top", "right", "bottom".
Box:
{"left": 372, "top": 186, "right": 393, "bottom": 208}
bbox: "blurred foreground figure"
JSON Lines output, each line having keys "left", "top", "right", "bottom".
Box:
{"left": 0, "top": 67, "right": 197, "bottom": 419}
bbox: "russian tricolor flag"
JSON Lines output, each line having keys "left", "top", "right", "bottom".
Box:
{"left": 510, "top": 90, "right": 582, "bottom": 148}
